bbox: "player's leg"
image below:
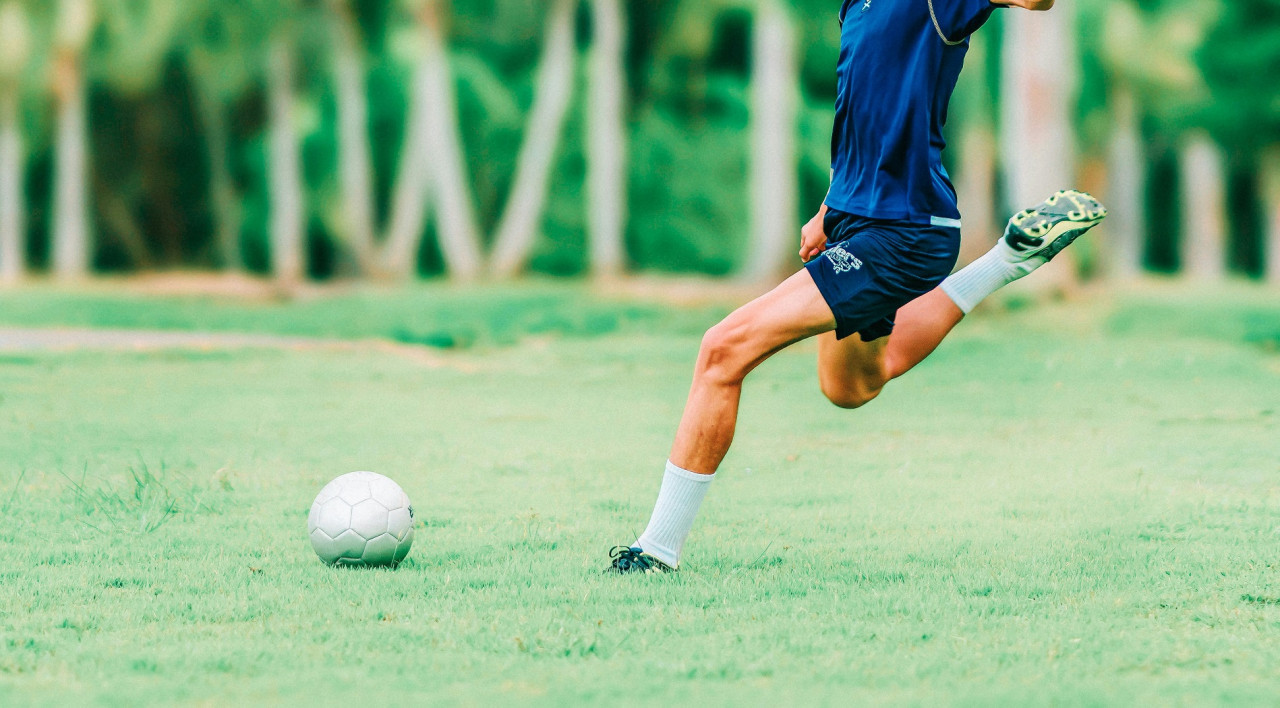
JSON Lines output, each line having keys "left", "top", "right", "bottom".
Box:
{"left": 668, "top": 270, "right": 835, "bottom": 475}
{"left": 609, "top": 190, "right": 1110, "bottom": 575}
{"left": 817, "top": 189, "right": 1109, "bottom": 409}
{"left": 817, "top": 288, "right": 963, "bottom": 409}
{"left": 607, "top": 269, "right": 835, "bottom": 574}
{"left": 942, "top": 189, "right": 1108, "bottom": 313}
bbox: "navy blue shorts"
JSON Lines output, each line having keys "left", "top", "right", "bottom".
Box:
{"left": 804, "top": 208, "right": 960, "bottom": 342}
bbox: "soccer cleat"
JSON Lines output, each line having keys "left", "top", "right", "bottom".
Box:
{"left": 1003, "top": 189, "right": 1108, "bottom": 263}
{"left": 605, "top": 546, "right": 676, "bottom": 575}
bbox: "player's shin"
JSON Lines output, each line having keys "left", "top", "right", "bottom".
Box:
{"left": 633, "top": 460, "right": 715, "bottom": 568}
{"left": 941, "top": 189, "right": 1108, "bottom": 313}
{"left": 938, "top": 243, "right": 1036, "bottom": 314}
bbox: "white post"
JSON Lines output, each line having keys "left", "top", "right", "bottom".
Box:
{"left": 1179, "top": 131, "right": 1227, "bottom": 281}
{"left": 330, "top": 0, "right": 377, "bottom": 272}
{"left": 267, "top": 38, "right": 305, "bottom": 286}
{"left": 1000, "top": 5, "right": 1079, "bottom": 293}
{"left": 378, "top": 57, "right": 433, "bottom": 279}
{"left": 1106, "top": 88, "right": 1146, "bottom": 279}
{"left": 742, "top": 0, "right": 798, "bottom": 282}
{"left": 586, "top": 0, "right": 628, "bottom": 279}
{"left": 489, "top": 0, "right": 577, "bottom": 278}
{"left": 420, "top": 1, "right": 482, "bottom": 280}
{"left": 0, "top": 2, "right": 28, "bottom": 284}
{"left": 0, "top": 93, "right": 21, "bottom": 283}
{"left": 1259, "top": 146, "right": 1280, "bottom": 283}
{"left": 50, "top": 0, "right": 94, "bottom": 281}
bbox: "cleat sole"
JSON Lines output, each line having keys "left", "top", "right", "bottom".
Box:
{"left": 1004, "top": 190, "right": 1108, "bottom": 262}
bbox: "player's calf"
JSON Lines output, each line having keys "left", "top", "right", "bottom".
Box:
{"left": 820, "top": 378, "right": 884, "bottom": 410}
{"left": 816, "top": 330, "right": 892, "bottom": 410}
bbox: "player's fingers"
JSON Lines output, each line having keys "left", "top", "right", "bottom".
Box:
{"left": 799, "top": 242, "right": 825, "bottom": 262}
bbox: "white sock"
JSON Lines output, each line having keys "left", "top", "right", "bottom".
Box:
{"left": 940, "top": 240, "right": 1043, "bottom": 314}
{"left": 634, "top": 461, "right": 715, "bottom": 568}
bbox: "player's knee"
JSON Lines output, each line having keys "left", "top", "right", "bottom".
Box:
{"left": 697, "top": 322, "right": 751, "bottom": 386}
{"left": 820, "top": 379, "right": 882, "bottom": 410}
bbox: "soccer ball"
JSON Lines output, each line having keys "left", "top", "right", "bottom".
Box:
{"left": 307, "top": 471, "right": 415, "bottom": 567}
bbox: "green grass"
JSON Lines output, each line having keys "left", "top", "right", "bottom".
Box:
{"left": 0, "top": 281, "right": 724, "bottom": 348}
{"left": 1, "top": 284, "right": 1278, "bottom": 706}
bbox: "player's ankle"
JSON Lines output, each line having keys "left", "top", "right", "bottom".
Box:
{"left": 941, "top": 248, "right": 1023, "bottom": 314}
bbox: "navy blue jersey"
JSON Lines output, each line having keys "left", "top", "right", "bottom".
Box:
{"left": 826, "top": 0, "right": 999, "bottom": 226}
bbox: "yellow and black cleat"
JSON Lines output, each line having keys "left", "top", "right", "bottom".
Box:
{"left": 1004, "top": 189, "right": 1109, "bottom": 262}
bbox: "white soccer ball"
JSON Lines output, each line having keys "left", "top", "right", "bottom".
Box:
{"left": 307, "top": 471, "right": 414, "bottom": 567}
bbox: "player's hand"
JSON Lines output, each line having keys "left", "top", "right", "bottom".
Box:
{"left": 799, "top": 205, "right": 829, "bottom": 263}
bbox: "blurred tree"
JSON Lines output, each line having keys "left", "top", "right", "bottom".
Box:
{"left": 93, "top": 0, "right": 188, "bottom": 269}
{"left": 1001, "top": 6, "right": 1080, "bottom": 294}
{"left": 1197, "top": 0, "right": 1280, "bottom": 280}
{"left": 585, "top": 0, "right": 628, "bottom": 279}
{"left": 0, "top": 2, "right": 29, "bottom": 283}
{"left": 1104, "top": 87, "right": 1145, "bottom": 279}
{"left": 327, "top": 0, "right": 378, "bottom": 272}
{"left": 951, "top": 34, "right": 998, "bottom": 267}
{"left": 379, "top": 0, "right": 483, "bottom": 280}
{"left": 621, "top": 0, "right": 753, "bottom": 276}
{"left": 1180, "top": 129, "right": 1227, "bottom": 280}
{"left": 379, "top": 2, "right": 436, "bottom": 278}
{"left": 50, "top": 0, "right": 94, "bottom": 280}
{"left": 1264, "top": 147, "right": 1280, "bottom": 281}
{"left": 2, "top": 0, "right": 1259, "bottom": 285}
{"left": 489, "top": 0, "right": 576, "bottom": 278}
{"left": 1092, "top": 0, "right": 1212, "bottom": 278}
{"left": 182, "top": 3, "right": 260, "bottom": 272}
{"left": 267, "top": 21, "right": 306, "bottom": 287}
{"left": 415, "top": 0, "right": 482, "bottom": 279}
{"left": 742, "top": 0, "right": 797, "bottom": 282}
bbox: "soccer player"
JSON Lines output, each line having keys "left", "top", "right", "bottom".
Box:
{"left": 607, "top": 0, "right": 1107, "bottom": 574}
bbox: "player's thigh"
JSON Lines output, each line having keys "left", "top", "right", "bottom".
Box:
{"left": 703, "top": 269, "right": 837, "bottom": 375}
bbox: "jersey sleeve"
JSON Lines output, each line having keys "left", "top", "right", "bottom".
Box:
{"left": 930, "top": 0, "right": 1000, "bottom": 43}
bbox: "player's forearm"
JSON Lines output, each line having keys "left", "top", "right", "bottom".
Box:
{"left": 992, "top": 0, "right": 1054, "bottom": 11}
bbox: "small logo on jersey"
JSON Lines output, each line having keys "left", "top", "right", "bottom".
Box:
{"left": 861, "top": 0, "right": 872, "bottom": 13}
{"left": 825, "top": 245, "right": 863, "bottom": 274}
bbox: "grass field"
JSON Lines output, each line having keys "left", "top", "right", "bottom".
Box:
{"left": 1, "top": 282, "right": 1278, "bottom": 706}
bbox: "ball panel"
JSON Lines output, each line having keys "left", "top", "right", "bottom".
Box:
{"left": 313, "top": 482, "right": 341, "bottom": 506}
{"left": 330, "top": 529, "right": 368, "bottom": 561}
{"left": 315, "top": 498, "right": 352, "bottom": 537}
{"left": 368, "top": 476, "right": 407, "bottom": 510}
{"left": 393, "top": 528, "right": 413, "bottom": 564}
{"left": 306, "top": 503, "right": 321, "bottom": 533}
{"left": 309, "top": 527, "right": 339, "bottom": 564}
{"left": 362, "top": 533, "right": 399, "bottom": 565}
{"left": 350, "top": 499, "right": 390, "bottom": 540}
{"left": 337, "top": 479, "right": 372, "bottom": 505}
{"left": 387, "top": 507, "right": 412, "bottom": 541}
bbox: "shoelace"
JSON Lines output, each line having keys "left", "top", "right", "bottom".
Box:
{"left": 609, "top": 546, "right": 654, "bottom": 571}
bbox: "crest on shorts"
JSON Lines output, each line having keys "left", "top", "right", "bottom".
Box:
{"left": 825, "top": 245, "right": 863, "bottom": 274}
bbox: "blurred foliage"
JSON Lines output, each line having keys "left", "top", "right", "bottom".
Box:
{"left": 1197, "top": 0, "right": 1280, "bottom": 154}
{"left": 0, "top": 0, "right": 1275, "bottom": 277}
